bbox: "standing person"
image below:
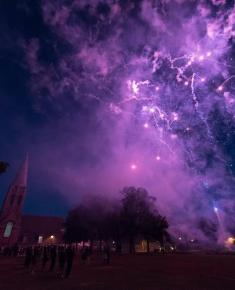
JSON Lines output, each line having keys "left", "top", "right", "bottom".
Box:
{"left": 41, "top": 246, "right": 49, "bottom": 271}
{"left": 103, "top": 243, "right": 111, "bottom": 265}
{"left": 49, "top": 246, "right": 57, "bottom": 271}
{"left": 58, "top": 246, "right": 66, "bottom": 278}
{"left": 31, "top": 246, "right": 40, "bottom": 274}
{"left": 13, "top": 244, "right": 19, "bottom": 257}
{"left": 81, "top": 247, "right": 89, "bottom": 264}
{"left": 80, "top": 248, "right": 85, "bottom": 264}
{"left": 65, "top": 245, "right": 75, "bottom": 278}
{"left": 24, "top": 246, "right": 33, "bottom": 269}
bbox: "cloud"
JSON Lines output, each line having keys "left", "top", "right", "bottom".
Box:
{"left": 17, "top": 0, "right": 235, "bottom": 243}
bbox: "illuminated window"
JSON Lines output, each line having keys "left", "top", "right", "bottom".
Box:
{"left": 3, "top": 222, "right": 13, "bottom": 237}
{"left": 38, "top": 236, "right": 43, "bottom": 244}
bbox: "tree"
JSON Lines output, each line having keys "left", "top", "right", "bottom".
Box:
{"left": 64, "top": 196, "right": 114, "bottom": 246}
{"left": 103, "top": 209, "right": 123, "bottom": 252}
{"left": 64, "top": 187, "right": 169, "bottom": 254}
{"left": 64, "top": 205, "right": 91, "bottom": 243}
{"left": 141, "top": 213, "right": 169, "bottom": 252}
{"left": 0, "top": 161, "right": 9, "bottom": 174}
{"left": 120, "top": 186, "right": 168, "bottom": 253}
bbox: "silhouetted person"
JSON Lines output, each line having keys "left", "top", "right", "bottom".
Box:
{"left": 81, "top": 247, "right": 89, "bottom": 264}
{"left": 103, "top": 243, "right": 110, "bottom": 265}
{"left": 58, "top": 246, "right": 66, "bottom": 277}
{"left": 41, "top": 247, "right": 49, "bottom": 271}
{"left": 49, "top": 246, "right": 57, "bottom": 271}
{"left": 31, "top": 246, "right": 40, "bottom": 274}
{"left": 24, "top": 246, "right": 33, "bottom": 268}
{"left": 12, "top": 244, "right": 19, "bottom": 257}
{"left": 65, "top": 245, "right": 74, "bottom": 278}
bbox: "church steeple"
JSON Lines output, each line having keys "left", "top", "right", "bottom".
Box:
{"left": 0, "top": 156, "right": 29, "bottom": 246}
{"left": 1, "top": 155, "right": 28, "bottom": 215}
{"left": 11, "top": 154, "right": 28, "bottom": 190}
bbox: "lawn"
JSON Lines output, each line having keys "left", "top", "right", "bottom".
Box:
{"left": 1, "top": 252, "right": 235, "bottom": 290}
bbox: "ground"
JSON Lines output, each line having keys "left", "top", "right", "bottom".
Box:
{"left": 1, "top": 253, "right": 235, "bottom": 290}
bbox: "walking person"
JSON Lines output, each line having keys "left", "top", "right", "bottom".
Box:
{"left": 24, "top": 246, "right": 33, "bottom": 269}
{"left": 81, "top": 247, "right": 89, "bottom": 264}
{"left": 41, "top": 246, "right": 49, "bottom": 271}
{"left": 65, "top": 245, "right": 75, "bottom": 278}
{"left": 58, "top": 246, "right": 66, "bottom": 278}
{"left": 49, "top": 245, "right": 57, "bottom": 271}
{"left": 31, "top": 246, "right": 40, "bottom": 274}
{"left": 103, "top": 243, "right": 111, "bottom": 265}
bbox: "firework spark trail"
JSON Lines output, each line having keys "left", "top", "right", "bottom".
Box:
{"left": 218, "top": 75, "right": 235, "bottom": 90}
{"left": 21, "top": 0, "right": 235, "bottom": 242}
{"left": 190, "top": 73, "right": 213, "bottom": 140}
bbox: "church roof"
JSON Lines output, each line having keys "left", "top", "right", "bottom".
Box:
{"left": 21, "top": 214, "right": 64, "bottom": 236}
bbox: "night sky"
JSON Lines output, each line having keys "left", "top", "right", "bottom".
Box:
{"left": 1, "top": 0, "right": 235, "bottom": 240}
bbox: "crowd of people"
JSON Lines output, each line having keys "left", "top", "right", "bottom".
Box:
{"left": 0, "top": 242, "right": 111, "bottom": 279}
{"left": 23, "top": 245, "right": 75, "bottom": 278}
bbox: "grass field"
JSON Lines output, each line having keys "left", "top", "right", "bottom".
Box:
{"left": 1, "top": 253, "right": 235, "bottom": 290}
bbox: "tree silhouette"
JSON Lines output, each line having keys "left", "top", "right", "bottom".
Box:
{"left": 120, "top": 186, "right": 168, "bottom": 253}
{"left": 64, "top": 187, "right": 169, "bottom": 253}
{"left": 0, "top": 161, "right": 9, "bottom": 174}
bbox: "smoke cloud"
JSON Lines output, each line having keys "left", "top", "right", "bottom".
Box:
{"left": 9, "top": 0, "right": 235, "bottom": 243}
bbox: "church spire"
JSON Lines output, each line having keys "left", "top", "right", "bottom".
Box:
{"left": 11, "top": 154, "right": 28, "bottom": 188}
{"left": 1, "top": 155, "right": 29, "bottom": 214}
{"left": 0, "top": 155, "right": 29, "bottom": 245}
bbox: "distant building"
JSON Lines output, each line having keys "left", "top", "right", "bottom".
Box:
{"left": 0, "top": 156, "right": 64, "bottom": 246}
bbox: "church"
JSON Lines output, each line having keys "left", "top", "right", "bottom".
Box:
{"left": 0, "top": 157, "right": 65, "bottom": 246}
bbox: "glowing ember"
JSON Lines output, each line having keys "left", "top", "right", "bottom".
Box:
{"left": 214, "top": 207, "right": 218, "bottom": 213}
{"left": 131, "top": 164, "right": 137, "bottom": 170}
{"left": 226, "top": 237, "right": 235, "bottom": 245}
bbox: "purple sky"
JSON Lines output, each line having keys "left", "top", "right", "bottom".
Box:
{"left": 1, "top": 0, "right": 235, "bottom": 241}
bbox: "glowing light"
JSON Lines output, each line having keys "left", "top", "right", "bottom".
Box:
{"left": 143, "top": 122, "right": 149, "bottom": 128}
{"left": 178, "top": 237, "right": 182, "bottom": 240}
{"left": 184, "top": 81, "right": 189, "bottom": 86}
{"left": 156, "top": 155, "right": 161, "bottom": 161}
{"left": 128, "top": 80, "right": 139, "bottom": 94}
{"left": 131, "top": 164, "right": 137, "bottom": 170}
{"left": 172, "top": 112, "right": 179, "bottom": 121}
{"left": 217, "top": 86, "right": 223, "bottom": 91}
{"left": 201, "top": 77, "right": 206, "bottom": 82}
{"left": 171, "top": 134, "right": 177, "bottom": 139}
{"left": 199, "top": 55, "right": 205, "bottom": 61}
{"left": 214, "top": 207, "right": 218, "bottom": 213}
{"left": 50, "top": 235, "right": 55, "bottom": 239}
{"left": 226, "top": 237, "right": 235, "bottom": 244}
{"left": 155, "top": 86, "right": 160, "bottom": 91}
{"left": 206, "top": 51, "right": 212, "bottom": 57}
{"left": 149, "top": 107, "right": 155, "bottom": 113}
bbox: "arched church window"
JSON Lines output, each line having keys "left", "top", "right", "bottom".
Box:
{"left": 3, "top": 222, "right": 13, "bottom": 238}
